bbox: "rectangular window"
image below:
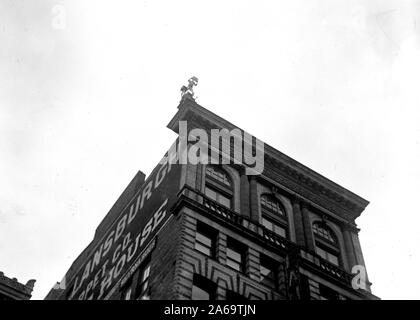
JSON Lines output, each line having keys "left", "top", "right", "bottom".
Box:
{"left": 315, "top": 245, "right": 339, "bottom": 266}
{"left": 120, "top": 279, "right": 133, "bottom": 300}
{"left": 192, "top": 284, "right": 210, "bottom": 300}
{"left": 195, "top": 222, "right": 217, "bottom": 257}
{"left": 119, "top": 258, "right": 151, "bottom": 300}
{"left": 260, "top": 255, "right": 278, "bottom": 290}
{"left": 319, "top": 284, "right": 339, "bottom": 300}
{"left": 192, "top": 274, "right": 216, "bottom": 300}
{"left": 262, "top": 216, "right": 287, "bottom": 238}
{"left": 135, "top": 262, "right": 151, "bottom": 300}
{"left": 123, "top": 288, "right": 132, "bottom": 300}
{"left": 226, "top": 238, "right": 246, "bottom": 272}
{"left": 205, "top": 186, "right": 231, "bottom": 208}
{"left": 65, "top": 285, "right": 74, "bottom": 300}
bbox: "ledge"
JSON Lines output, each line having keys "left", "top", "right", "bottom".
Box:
{"left": 171, "top": 185, "right": 373, "bottom": 299}
{"left": 167, "top": 99, "right": 369, "bottom": 221}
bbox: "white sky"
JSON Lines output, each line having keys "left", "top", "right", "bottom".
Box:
{"left": 1, "top": 0, "right": 419, "bottom": 300}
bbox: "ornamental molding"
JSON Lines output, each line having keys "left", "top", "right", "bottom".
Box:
{"left": 168, "top": 101, "right": 369, "bottom": 222}
{"left": 0, "top": 272, "right": 33, "bottom": 296}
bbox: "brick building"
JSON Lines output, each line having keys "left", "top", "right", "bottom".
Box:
{"left": 45, "top": 95, "right": 378, "bottom": 300}
{"left": 0, "top": 271, "right": 35, "bottom": 300}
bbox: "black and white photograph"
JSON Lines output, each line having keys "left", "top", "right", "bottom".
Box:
{"left": 1, "top": 0, "right": 419, "bottom": 305}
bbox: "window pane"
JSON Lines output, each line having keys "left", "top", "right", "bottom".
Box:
{"left": 226, "top": 239, "right": 245, "bottom": 272}
{"left": 218, "top": 194, "right": 231, "bottom": 208}
{"left": 192, "top": 285, "right": 210, "bottom": 300}
{"left": 205, "top": 187, "right": 217, "bottom": 200}
{"left": 123, "top": 288, "right": 132, "bottom": 300}
{"left": 316, "top": 245, "right": 339, "bottom": 266}
{"left": 195, "top": 223, "right": 217, "bottom": 258}
{"left": 261, "top": 277, "right": 274, "bottom": 288}
{"left": 316, "top": 247, "right": 327, "bottom": 259}
{"left": 262, "top": 217, "right": 286, "bottom": 238}
{"left": 319, "top": 284, "right": 339, "bottom": 300}
{"left": 140, "top": 281, "right": 148, "bottom": 294}
{"left": 226, "top": 259, "right": 241, "bottom": 271}
{"left": 196, "top": 233, "right": 212, "bottom": 247}
{"left": 205, "top": 186, "right": 231, "bottom": 208}
{"left": 140, "top": 265, "right": 150, "bottom": 282}
{"left": 135, "top": 263, "right": 151, "bottom": 299}
{"left": 273, "top": 225, "right": 286, "bottom": 238}
{"left": 227, "top": 248, "right": 242, "bottom": 263}
{"left": 262, "top": 218, "right": 272, "bottom": 229}
{"left": 260, "top": 265, "right": 273, "bottom": 279}
{"left": 261, "top": 194, "right": 284, "bottom": 215}
{"left": 313, "top": 223, "right": 336, "bottom": 243}
{"left": 327, "top": 253, "right": 339, "bottom": 266}
{"left": 260, "top": 255, "right": 278, "bottom": 290}
{"left": 206, "top": 166, "right": 231, "bottom": 186}
{"left": 195, "top": 242, "right": 211, "bottom": 256}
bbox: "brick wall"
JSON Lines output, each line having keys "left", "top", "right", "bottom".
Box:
{"left": 149, "top": 215, "right": 182, "bottom": 299}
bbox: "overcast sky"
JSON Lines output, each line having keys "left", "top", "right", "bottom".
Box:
{"left": 1, "top": 0, "right": 419, "bottom": 300}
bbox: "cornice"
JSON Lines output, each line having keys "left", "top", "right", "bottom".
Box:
{"left": 167, "top": 99, "right": 369, "bottom": 222}
{"left": 174, "top": 186, "right": 375, "bottom": 297}
{"left": 0, "top": 272, "right": 34, "bottom": 297}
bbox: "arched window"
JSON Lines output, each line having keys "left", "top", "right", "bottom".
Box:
{"left": 204, "top": 166, "right": 233, "bottom": 209}
{"left": 261, "top": 194, "right": 285, "bottom": 217}
{"left": 313, "top": 222, "right": 336, "bottom": 243}
{"left": 260, "top": 194, "right": 288, "bottom": 239}
{"left": 206, "top": 166, "right": 231, "bottom": 187}
{"left": 312, "top": 222, "right": 340, "bottom": 266}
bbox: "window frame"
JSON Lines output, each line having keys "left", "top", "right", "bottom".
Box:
{"left": 191, "top": 274, "right": 217, "bottom": 300}
{"left": 259, "top": 254, "right": 279, "bottom": 291}
{"left": 260, "top": 194, "right": 286, "bottom": 218}
{"left": 119, "top": 257, "right": 151, "bottom": 300}
{"left": 135, "top": 260, "right": 151, "bottom": 300}
{"left": 226, "top": 238, "right": 246, "bottom": 273}
{"left": 315, "top": 241, "right": 340, "bottom": 266}
{"left": 194, "top": 222, "right": 217, "bottom": 258}
{"left": 313, "top": 222, "right": 337, "bottom": 244}
{"left": 259, "top": 194, "right": 289, "bottom": 239}
{"left": 204, "top": 185, "right": 232, "bottom": 209}
{"left": 120, "top": 278, "right": 134, "bottom": 300}
{"left": 261, "top": 215, "right": 288, "bottom": 239}
{"left": 318, "top": 283, "right": 340, "bottom": 300}
{"left": 206, "top": 166, "right": 232, "bottom": 187}
{"left": 205, "top": 166, "right": 233, "bottom": 209}
{"left": 312, "top": 222, "right": 341, "bottom": 267}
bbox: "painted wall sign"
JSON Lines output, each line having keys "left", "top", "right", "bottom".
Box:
{"left": 63, "top": 156, "right": 181, "bottom": 300}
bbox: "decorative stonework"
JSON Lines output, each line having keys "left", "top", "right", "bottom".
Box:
{"left": 174, "top": 211, "right": 286, "bottom": 300}
{"left": 167, "top": 102, "right": 368, "bottom": 222}
{"left": 0, "top": 271, "right": 35, "bottom": 299}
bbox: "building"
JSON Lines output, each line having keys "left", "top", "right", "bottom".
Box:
{"left": 0, "top": 271, "right": 35, "bottom": 300}
{"left": 45, "top": 93, "right": 378, "bottom": 300}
